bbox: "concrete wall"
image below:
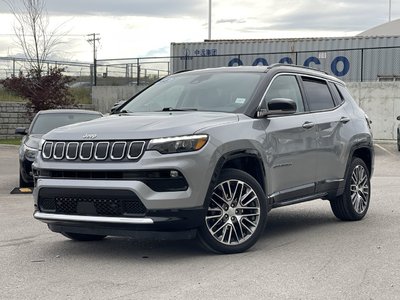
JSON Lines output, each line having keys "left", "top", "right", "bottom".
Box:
{"left": 0, "top": 82, "right": 398, "bottom": 140}
{"left": 0, "top": 102, "right": 31, "bottom": 139}
{"left": 91, "top": 85, "right": 146, "bottom": 114}
{"left": 347, "top": 82, "right": 400, "bottom": 140}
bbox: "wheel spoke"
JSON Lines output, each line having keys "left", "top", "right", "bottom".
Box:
{"left": 206, "top": 179, "right": 261, "bottom": 246}
{"left": 349, "top": 164, "right": 370, "bottom": 214}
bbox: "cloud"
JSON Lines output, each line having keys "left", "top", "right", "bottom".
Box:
{"left": 216, "top": 19, "right": 246, "bottom": 24}
{"left": 44, "top": 0, "right": 206, "bottom": 18}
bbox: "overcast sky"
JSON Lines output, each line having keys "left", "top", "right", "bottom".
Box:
{"left": 0, "top": 0, "right": 399, "bottom": 62}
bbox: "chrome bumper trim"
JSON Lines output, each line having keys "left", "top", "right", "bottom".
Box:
{"left": 34, "top": 212, "right": 154, "bottom": 224}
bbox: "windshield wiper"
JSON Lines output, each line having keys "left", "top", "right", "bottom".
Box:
{"left": 161, "top": 107, "right": 198, "bottom": 111}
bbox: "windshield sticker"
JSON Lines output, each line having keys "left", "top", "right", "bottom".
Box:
{"left": 235, "top": 98, "right": 246, "bottom": 104}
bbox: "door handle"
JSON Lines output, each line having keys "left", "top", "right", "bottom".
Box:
{"left": 340, "top": 116, "right": 350, "bottom": 124}
{"left": 302, "top": 121, "right": 315, "bottom": 129}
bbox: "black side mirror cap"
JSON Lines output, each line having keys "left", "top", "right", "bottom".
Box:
{"left": 397, "top": 115, "right": 400, "bottom": 121}
{"left": 15, "top": 127, "right": 27, "bottom": 135}
{"left": 257, "top": 98, "right": 297, "bottom": 118}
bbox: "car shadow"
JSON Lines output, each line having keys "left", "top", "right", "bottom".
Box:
{"left": 38, "top": 205, "right": 341, "bottom": 260}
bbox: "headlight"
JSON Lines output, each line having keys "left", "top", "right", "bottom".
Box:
{"left": 148, "top": 134, "right": 208, "bottom": 154}
{"left": 24, "top": 144, "right": 38, "bottom": 161}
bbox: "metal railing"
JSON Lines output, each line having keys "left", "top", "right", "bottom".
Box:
{"left": 2, "top": 45, "right": 400, "bottom": 85}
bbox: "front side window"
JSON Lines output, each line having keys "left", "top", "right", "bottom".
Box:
{"left": 302, "top": 77, "right": 335, "bottom": 111}
{"left": 263, "top": 75, "right": 304, "bottom": 112}
{"left": 123, "top": 72, "right": 263, "bottom": 113}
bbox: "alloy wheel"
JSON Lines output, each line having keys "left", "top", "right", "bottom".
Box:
{"left": 350, "top": 165, "right": 370, "bottom": 214}
{"left": 205, "top": 179, "right": 261, "bottom": 246}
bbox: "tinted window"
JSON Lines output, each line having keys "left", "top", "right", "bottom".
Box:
{"left": 264, "top": 75, "right": 304, "bottom": 112}
{"left": 31, "top": 113, "right": 101, "bottom": 134}
{"left": 302, "top": 77, "right": 335, "bottom": 111}
{"left": 123, "top": 72, "right": 263, "bottom": 113}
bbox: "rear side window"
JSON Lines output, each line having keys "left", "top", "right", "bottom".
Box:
{"left": 302, "top": 77, "right": 335, "bottom": 111}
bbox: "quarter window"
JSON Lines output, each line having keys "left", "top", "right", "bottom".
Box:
{"left": 302, "top": 77, "right": 335, "bottom": 111}
{"left": 264, "top": 75, "right": 304, "bottom": 112}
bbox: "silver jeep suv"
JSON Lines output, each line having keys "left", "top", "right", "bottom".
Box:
{"left": 33, "top": 65, "right": 374, "bottom": 253}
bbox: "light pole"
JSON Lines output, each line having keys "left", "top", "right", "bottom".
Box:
{"left": 208, "top": 0, "right": 212, "bottom": 40}
{"left": 389, "top": 0, "right": 392, "bottom": 22}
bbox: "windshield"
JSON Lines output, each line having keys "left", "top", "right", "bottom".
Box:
{"left": 123, "top": 72, "right": 263, "bottom": 113}
{"left": 31, "top": 113, "right": 101, "bottom": 134}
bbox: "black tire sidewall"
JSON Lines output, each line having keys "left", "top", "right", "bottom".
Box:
{"left": 198, "top": 168, "right": 267, "bottom": 254}
{"left": 343, "top": 157, "right": 371, "bottom": 220}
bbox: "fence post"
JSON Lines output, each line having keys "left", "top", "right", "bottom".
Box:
{"left": 136, "top": 58, "right": 140, "bottom": 85}
{"left": 94, "top": 58, "right": 97, "bottom": 86}
{"left": 360, "top": 49, "right": 364, "bottom": 82}
{"left": 295, "top": 52, "right": 298, "bottom": 65}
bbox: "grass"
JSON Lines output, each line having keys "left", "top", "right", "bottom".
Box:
{"left": 0, "top": 89, "right": 25, "bottom": 102}
{"left": 70, "top": 87, "right": 91, "bottom": 104}
{"left": 0, "top": 138, "right": 21, "bottom": 145}
{"left": 0, "top": 87, "right": 92, "bottom": 104}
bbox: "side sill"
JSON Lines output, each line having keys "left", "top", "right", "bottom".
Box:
{"left": 271, "top": 192, "right": 328, "bottom": 209}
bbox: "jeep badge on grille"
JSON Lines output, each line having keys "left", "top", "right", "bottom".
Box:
{"left": 83, "top": 133, "right": 97, "bottom": 139}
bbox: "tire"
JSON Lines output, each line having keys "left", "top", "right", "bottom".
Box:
{"left": 19, "top": 173, "right": 32, "bottom": 188}
{"left": 61, "top": 232, "right": 107, "bottom": 241}
{"left": 397, "top": 129, "right": 400, "bottom": 151}
{"left": 197, "top": 168, "right": 267, "bottom": 254}
{"left": 330, "top": 157, "right": 371, "bottom": 221}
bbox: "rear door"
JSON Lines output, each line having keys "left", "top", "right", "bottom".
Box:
{"left": 300, "top": 76, "right": 350, "bottom": 192}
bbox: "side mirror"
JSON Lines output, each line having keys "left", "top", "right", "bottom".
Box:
{"left": 15, "top": 127, "right": 27, "bottom": 135}
{"left": 110, "top": 99, "right": 127, "bottom": 114}
{"left": 257, "top": 98, "right": 297, "bottom": 118}
{"left": 397, "top": 115, "right": 400, "bottom": 121}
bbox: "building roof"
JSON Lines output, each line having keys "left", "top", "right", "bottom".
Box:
{"left": 357, "top": 19, "right": 400, "bottom": 37}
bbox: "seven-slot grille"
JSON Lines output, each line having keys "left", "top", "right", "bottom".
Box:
{"left": 42, "top": 140, "right": 145, "bottom": 161}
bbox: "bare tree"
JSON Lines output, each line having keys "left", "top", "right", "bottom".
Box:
{"left": 4, "top": 0, "right": 63, "bottom": 77}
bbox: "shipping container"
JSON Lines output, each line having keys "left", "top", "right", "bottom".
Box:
{"left": 170, "top": 36, "right": 400, "bottom": 81}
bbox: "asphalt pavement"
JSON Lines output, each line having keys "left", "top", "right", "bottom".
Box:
{"left": 0, "top": 143, "right": 399, "bottom": 299}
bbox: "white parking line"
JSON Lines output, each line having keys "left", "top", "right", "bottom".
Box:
{"left": 375, "top": 144, "right": 396, "bottom": 157}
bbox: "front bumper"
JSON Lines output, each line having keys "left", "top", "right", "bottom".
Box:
{"left": 34, "top": 205, "right": 204, "bottom": 236}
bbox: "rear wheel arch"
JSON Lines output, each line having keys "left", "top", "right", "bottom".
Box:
{"left": 352, "top": 147, "right": 373, "bottom": 175}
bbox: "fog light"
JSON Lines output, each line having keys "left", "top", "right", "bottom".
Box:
{"left": 170, "top": 170, "right": 179, "bottom": 178}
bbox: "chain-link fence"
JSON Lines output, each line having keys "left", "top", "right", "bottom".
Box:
{"left": 2, "top": 45, "right": 400, "bottom": 85}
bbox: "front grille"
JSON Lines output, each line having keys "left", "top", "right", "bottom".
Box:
{"left": 38, "top": 188, "right": 147, "bottom": 217}
{"left": 42, "top": 140, "right": 146, "bottom": 162}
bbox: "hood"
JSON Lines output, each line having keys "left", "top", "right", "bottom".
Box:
{"left": 24, "top": 134, "right": 43, "bottom": 149}
{"left": 43, "top": 111, "right": 239, "bottom": 140}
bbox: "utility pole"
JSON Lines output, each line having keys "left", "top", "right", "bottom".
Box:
{"left": 87, "top": 33, "right": 100, "bottom": 86}
{"left": 208, "top": 0, "right": 212, "bottom": 40}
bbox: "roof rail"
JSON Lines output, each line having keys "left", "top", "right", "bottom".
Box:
{"left": 173, "top": 69, "right": 191, "bottom": 74}
{"left": 268, "top": 63, "right": 330, "bottom": 75}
